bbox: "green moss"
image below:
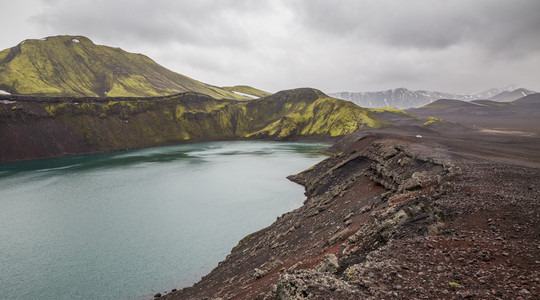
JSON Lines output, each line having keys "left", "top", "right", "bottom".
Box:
{"left": 175, "top": 105, "right": 186, "bottom": 119}
{"left": 1, "top": 88, "right": 392, "bottom": 159}
{"left": 44, "top": 105, "right": 56, "bottom": 116}
{"left": 369, "top": 107, "right": 417, "bottom": 118}
{"left": 423, "top": 117, "right": 445, "bottom": 126}
{"left": 0, "top": 48, "right": 9, "bottom": 62}
{"left": 44, "top": 103, "right": 73, "bottom": 116}
{"left": 247, "top": 91, "right": 389, "bottom": 139}
{"left": 106, "top": 76, "right": 162, "bottom": 97}
{"left": 163, "top": 110, "right": 173, "bottom": 121}
{"left": 0, "top": 35, "right": 247, "bottom": 100}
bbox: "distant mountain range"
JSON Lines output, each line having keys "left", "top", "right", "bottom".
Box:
{"left": 0, "top": 35, "right": 256, "bottom": 100}
{"left": 329, "top": 87, "right": 537, "bottom": 109}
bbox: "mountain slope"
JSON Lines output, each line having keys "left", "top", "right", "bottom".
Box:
{"left": 489, "top": 88, "right": 536, "bottom": 102}
{"left": 408, "top": 95, "right": 540, "bottom": 134}
{"left": 246, "top": 89, "right": 388, "bottom": 139}
{"left": 512, "top": 93, "right": 540, "bottom": 105}
{"left": 0, "top": 88, "right": 389, "bottom": 162}
{"left": 0, "top": 35, "right": 247, "bottom": 99}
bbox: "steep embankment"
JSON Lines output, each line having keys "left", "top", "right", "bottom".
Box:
{"left": 0, "top": 35, "right": 246, "bottom": 99}
{"left": 0, "top": 88, "right": 388, "bottom": 162}
{"left": 163, "top": 131, "right": 539, "bottom": 299}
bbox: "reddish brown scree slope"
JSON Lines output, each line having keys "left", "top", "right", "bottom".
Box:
{"left": 161, "top": 129, "right": 539, "bottom": 299}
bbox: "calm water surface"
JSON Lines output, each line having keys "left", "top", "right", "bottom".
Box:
{"left": 0, "top": 141, "right": 329, "bottom": 299}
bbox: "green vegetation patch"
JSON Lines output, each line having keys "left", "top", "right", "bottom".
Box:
{"left": 247, "top": 90, "right": 389, "bottom": 139}
{"left": 368, "top": 106, "right": 416, "bottom": 118}
{"left": 0, "top": 35, "right": 247, "bottom": 100}
{"left": 0, "top": 88, "right": 392, "bottom": 161}
{"left": 423, "top": 117, "right": 446, "bottom": 126}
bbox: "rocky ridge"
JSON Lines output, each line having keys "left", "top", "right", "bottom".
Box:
{"left": 161, "top": 130, "right": 539, "bottom": 299}
{"left": 0, "top": 88, "right": 388, "bottom": 162}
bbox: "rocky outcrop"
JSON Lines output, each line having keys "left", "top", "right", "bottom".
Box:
{"left": 162, "top": 133, "right": 461, "bottom": 299}
{"left": 272, "top": 269, "right": 361, "bottom": 300}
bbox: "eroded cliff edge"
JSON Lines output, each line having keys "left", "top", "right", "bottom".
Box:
{"left": 163, "top": 131, "right": 539, "bottom": 299}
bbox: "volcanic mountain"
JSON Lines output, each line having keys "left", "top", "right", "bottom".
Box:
{"left": 0, "top": 35, "right": 249, "bottom": 99}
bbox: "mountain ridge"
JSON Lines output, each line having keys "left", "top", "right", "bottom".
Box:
{"left": 0, "top": 35, "right": 249, "bottom": 100}
{"left": 0, "top": 88, "right": 392, "bottom": 162}
{"left": 330, "top": 87, "right": 537, "bottom": 109}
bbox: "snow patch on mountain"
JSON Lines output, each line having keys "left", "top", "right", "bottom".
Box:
{"left": 232, "top": 91, "right": 259, "bottom": 99}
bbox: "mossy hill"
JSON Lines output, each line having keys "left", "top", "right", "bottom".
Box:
{"left": 0, "top": 35, "right": 248, "bottom": 100}
{"left": 0, "top": 88, "right": 389, "bottom": 162}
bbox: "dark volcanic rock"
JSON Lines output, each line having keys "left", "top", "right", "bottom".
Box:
{"left": 161, "top": 130, "right": 540, "bottom": 300}
{"left": 315, "top": 254, "right": 339, "bottom": 274}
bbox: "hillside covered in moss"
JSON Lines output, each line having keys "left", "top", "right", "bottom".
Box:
{"left": 0, "top": 35, "right": 248, "bottom": 100}
{"left": 0, "top": 88, "right": 389, "bottom": 162}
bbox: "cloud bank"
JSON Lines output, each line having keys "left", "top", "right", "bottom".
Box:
{"left": 2, "top": 0, "right": 540, "bottom": 94}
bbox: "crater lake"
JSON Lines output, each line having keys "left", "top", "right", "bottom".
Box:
{"left": 0, "top": 141, "right": 329, "bottom": 299}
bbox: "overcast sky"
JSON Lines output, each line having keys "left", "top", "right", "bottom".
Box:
{"left": 2, "top": 0, "right": 540, "bottom": 94}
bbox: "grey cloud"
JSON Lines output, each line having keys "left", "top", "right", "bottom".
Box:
{"left": 295, "top": 0, "right": 540, "bottom": 54}
{"left": 31, "top": 0, "right": 273, "bottom": 48}
{"left": 295, "top": 1, "right": 469, "bottom": 48}
{"left": 5, "top": 0, "right": 539, "bottom": 94}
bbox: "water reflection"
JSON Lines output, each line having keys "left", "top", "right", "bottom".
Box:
{"left": 0, "top": 141, "right": 328, "bottom": 176}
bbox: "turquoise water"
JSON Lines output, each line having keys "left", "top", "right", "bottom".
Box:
{"left": 0, "top": 141, "right": 329, "bottom": 300}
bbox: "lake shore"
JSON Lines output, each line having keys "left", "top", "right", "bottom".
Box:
{"left": 162, "top": 127, "right": 540, "bottom": 299}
